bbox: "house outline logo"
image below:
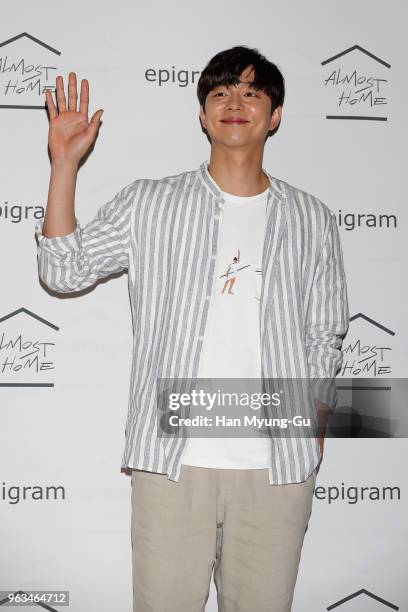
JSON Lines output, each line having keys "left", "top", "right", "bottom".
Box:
{"left": 349, "top": 312, "right": 395, "bottom": 336}
{"left": 321, "top": 44, "right": 391, "bottom": 121}
{"left": 0, "top": 307, "right": 59, "bottom": 388}
{"left": 327, "top": 587, "right": 398, "bottom": 610}
{"left": 331, "top": 312, "right": 396, "bottom": 439}
{"left": 339, "top": 312, "right": 394, "bottom": 379}
{"left": 0, "top": 32, "right": 60, "bottom": 110}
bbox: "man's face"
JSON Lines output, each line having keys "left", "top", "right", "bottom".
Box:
{"left": 199, "top": 65, "right": 282, "bottom": 148}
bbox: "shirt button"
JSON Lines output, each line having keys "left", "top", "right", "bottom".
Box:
{"left": 205, "top": 296, "right": 211, "bottom": 301}
{"left": 198, "top": 335, "right": 204, "bottom": 341}
{"left": 211, "top": 255, "right": 216, "bottom": 260}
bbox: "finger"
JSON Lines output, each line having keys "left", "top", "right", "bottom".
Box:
{"left": 44, "top": 89, "right": 58, "bottom": 120}
{"left": 56, "top": 75, "right": 66, "bottom": 113}
{"left": 86, "top": 109, "right": 104, "bottom": 139}
{"left": 79, "top": 79, "right": 89, "bottom": 118}
{"left": 68, "top": 72, "right": 78, "bottom": 112}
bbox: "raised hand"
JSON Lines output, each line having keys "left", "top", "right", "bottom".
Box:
{"left": 44, "top": 72, "right": 104, "bottom": 166}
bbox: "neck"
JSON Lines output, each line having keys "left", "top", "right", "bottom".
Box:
{"left": 207, "top": 148, "right": 270, "bottom": 196}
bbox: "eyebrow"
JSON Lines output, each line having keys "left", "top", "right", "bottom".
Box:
{"left": 233, "top": 80, "right": 255, "bottom": 86}
{"left": 215, "top": 80, "right": 256, "bottom": 89}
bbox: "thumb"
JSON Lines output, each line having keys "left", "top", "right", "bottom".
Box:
{"left": 87, "top": 109, "right": 104, "bottom": 139}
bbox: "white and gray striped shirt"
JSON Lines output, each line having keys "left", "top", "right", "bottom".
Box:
{"left": 35, "top": 160, "right": 349, "bottom": 485}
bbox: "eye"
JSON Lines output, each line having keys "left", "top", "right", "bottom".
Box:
{"left": 212, "top": 88, "right": 259, "bottom": 98}
{"left": 245, "top": 88, "right": 260, "bottom": 96}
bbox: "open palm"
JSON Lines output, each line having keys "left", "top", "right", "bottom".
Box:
{"left": 45, "top": 72, "right": 104, "bottom": 165}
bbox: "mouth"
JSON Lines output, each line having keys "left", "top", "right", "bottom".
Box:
{"left": 220, "top": 119, "right": 249, "bottom": 124}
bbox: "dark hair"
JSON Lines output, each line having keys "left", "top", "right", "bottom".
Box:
{"left": 197, "top": 45, "right": 285, "bottom": 115}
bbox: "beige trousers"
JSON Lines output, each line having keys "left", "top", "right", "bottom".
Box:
{"left": 131, "top": 464, "right": 316, "bottom": 612}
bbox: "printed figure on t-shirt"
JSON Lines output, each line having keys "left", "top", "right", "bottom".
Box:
{"left": 220, "top": 249, "right": 250, "bottom": 295}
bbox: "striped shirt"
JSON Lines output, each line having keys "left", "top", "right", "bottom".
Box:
{"left": 35, "top": 160, "right": 349, "bottom": 485}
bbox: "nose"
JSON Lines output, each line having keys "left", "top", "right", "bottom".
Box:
{"left": 226, "top": 87, "right": 244, "bottom": 110}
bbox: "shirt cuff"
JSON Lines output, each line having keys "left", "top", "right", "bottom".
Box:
{"left": 35, "top": 217, "right": 82, "bottom": 252}
{"left": 310, "top": 377, "right": 338, "bottom": 412}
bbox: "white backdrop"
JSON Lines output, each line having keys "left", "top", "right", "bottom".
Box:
{"left": 1, "top": 1, "right": 407, "bottom": 610}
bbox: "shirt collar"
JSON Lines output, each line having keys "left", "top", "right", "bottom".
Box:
{"left": 198, "top": 160, "right": 287, "bottom": 202}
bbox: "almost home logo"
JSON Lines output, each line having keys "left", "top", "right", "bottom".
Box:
{"left": 327, "top": 588, "right": 399, "bottom": 610}
{"left": 330, "top": 315, "right": 398, "bottom": 439}
{"left": 321, "top": 44, "right": 391, "bottom": 121}
{"left": 341, "top": 313, "right": 394, "bottom": 377}
{"left": 0, "top": 308, "right": 58, "bottom": 387}
{"left": 0, "top": 32, "right": 60, "bottom": 110}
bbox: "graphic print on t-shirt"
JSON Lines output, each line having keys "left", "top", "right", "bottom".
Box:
{"left": 219, "top": 249, "right": 251, "bottom": 295}
{"left": 254, "top": 267, "right": 262, "bottom": 301}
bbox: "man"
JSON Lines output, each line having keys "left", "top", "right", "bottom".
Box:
{"left": 36, "top": 45, "right": 349, "bottom": 611}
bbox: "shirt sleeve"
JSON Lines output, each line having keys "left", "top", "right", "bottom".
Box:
{"left": 305, "top": 210, "right": 350, "bottom": 413}
{"left": 35, "top": 180, "right": 137, "bottom": 293}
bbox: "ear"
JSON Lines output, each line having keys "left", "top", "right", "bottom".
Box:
{"left": 269, "top": 105, "right": 282, "bottom": 131}
{"left": 199, "top": 105, "right": 207, "bottom": 129}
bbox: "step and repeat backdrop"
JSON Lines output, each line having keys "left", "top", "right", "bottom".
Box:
{"left": 1, "top": 1, "right": 407, "bottom": 610}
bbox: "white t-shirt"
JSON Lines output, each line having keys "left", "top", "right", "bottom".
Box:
{"left": 181, "top": 184, "right": 271, "bottom": 469}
